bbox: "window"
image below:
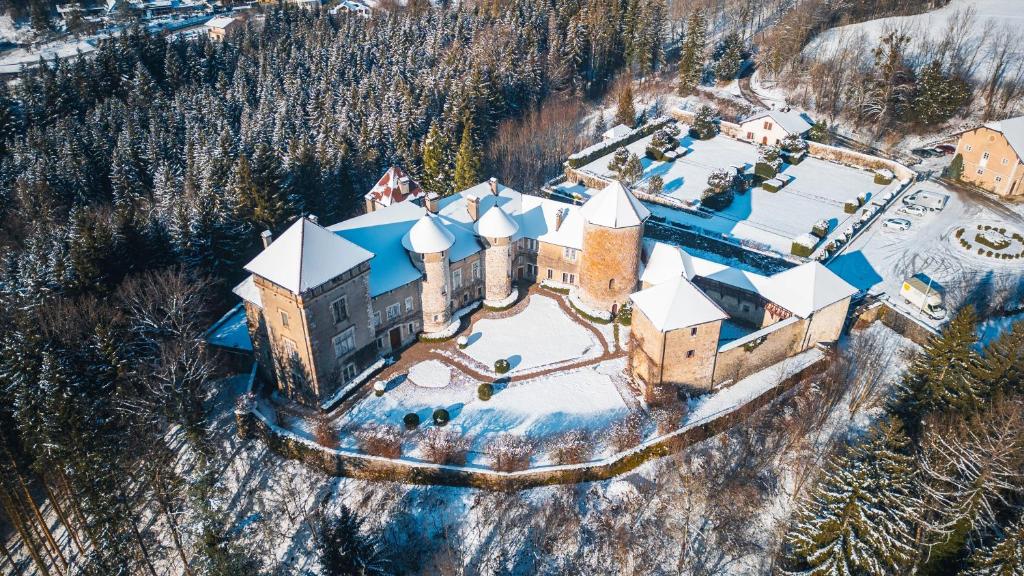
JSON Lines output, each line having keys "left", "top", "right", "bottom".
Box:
{"left": 996, "top": 176, "right": 1003, "bottom": 183}
{"left": 343, "top": 363, "right": 357, "bottom": 382}
{"left": 472, "top": 261, "right": 481, "bottom": 280}
{"left": 386, "top": 303, "right": 400, "bottom": 321}
{"left": 562, "top": 272, "right": 569, "bottom": 283}
{"left": 608, "top": 278, "right": 615, "bottom": 290}
{"left": 966, "top": 144, "right": 973, "bottom": 152}
{"left": 569, "top": 273, "right": 576, "bottom": 284}
{"left": 452, "top": 269, "right": 463, "bottom": 290}
{"left": 977, "top": 168, "right": 985, "bottom": 175}
{"left": 279, "top": 309, "right": 290, "bottom": 328}
{"left": 547, "top": 268, "right": 553, "bottom": 279}
{"left": 741, "top": 304, "right": 751, "bottom": 313}
{"left": 332, "top": 328, "right": 355, "bottom": 358}
{"left": 690, "top": 327, "right": 698, "bottom": 336}
{"left": 686, "top": 350, "right": 695, "bottom": 359}
{"left": 746, "top": 131, "right": 753, "bottom": 140}
{"left": 1002, "top": 158, "right": 1010, "bottom": 165}
{"left": 563, "top": 247, "right": 578, "bottom": 262}
{"left": 404, "top": 297, "right": 414, "bottom": 312}
{"left": 376, "top": 336, "right": 385, "bottom": 350}
{"left": 373, "top": 310, "right": 381, "bottom": 327}
{"left": 763, "top": 121, "right": 773, "bottom": 130}
{"left": 527, "top": 264, "right": 536, "bottom": 277}
{"left": 330, "top": 297, "right": 348, "bottom": 324}
{"left": 522, "top": 238, "right": 537, "bottom": 251}
{"left": 983, "top": 152, "right": 990, "bottom": 160}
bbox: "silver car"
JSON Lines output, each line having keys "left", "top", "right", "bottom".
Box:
{"left": 900, "top": 205, "right": 927, "bottom": 217}
{"left": 883, "top": 218, "right": 912, "bottom": 231}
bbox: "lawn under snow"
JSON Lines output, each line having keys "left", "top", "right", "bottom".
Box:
{"left": 335, "top": 357, "right": 631, "bottom": 467}
{"left": 554, "top": 130, "right": 888, "bottom": 253}
{"left": 459, "top": 294, "right": 601, "bottom": 373}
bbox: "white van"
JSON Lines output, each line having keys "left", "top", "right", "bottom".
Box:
{"left": 900, "top": 274, "right": 946, "bottom": 320}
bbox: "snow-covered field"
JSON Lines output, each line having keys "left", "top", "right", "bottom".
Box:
{"left": 459, "top": 294, "right": 602, "bottom": 373}
{"left": 0, "top": 38, "right": 96, "bottom": 74}
{"left": 334, "top": 357, "right": 632, "bottom": 467}
{"left": 805, "top": 0, "right": 1024, "bottom": 81}
{"left": 554, "top": 130, "right": 888, "bottom": 254}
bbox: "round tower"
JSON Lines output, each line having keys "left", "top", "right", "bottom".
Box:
{"left": 402, "top": 215, "right": 456, "bottom": 333}
{"left": 474, "top": 204, "right": 518, "bottom": 304}
{"left": 578, "top": 181, "right": 650, "bottom": 315}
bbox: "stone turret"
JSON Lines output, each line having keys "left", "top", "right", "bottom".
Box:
{"left": 578, "top": 181, "right": 649, "bottom": 315}
{"left": 473, "top": 204, "right": 518, "bottom": 304}
{"left": 402, "top": 214, "right": 456, "bottom": 333}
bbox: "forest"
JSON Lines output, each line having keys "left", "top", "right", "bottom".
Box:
{"left": 0, "top": 0, "right": 1022, "bottom": 574}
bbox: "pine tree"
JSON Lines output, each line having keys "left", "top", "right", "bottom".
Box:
{"left": 615, "top": 83, "right": 637, "bottom": 127}
{"left": 974, "top": 320, "right": 1024, "bottom": 396}
{"left": 895, "top": 306, "right": 983, "bottom": 429}
{"left": 677, "top": 9, "right": 706, "bottom": 95}
{"left": 421, "top": 121, "right": 453, "bottom": 196}
{"left": 316, "top": 505, "right": 389, "bottom": 576}
{"left": 453, "top": 118, "right": 481, "bottom": 193}
{"left": 714, "top": 33, "right": 744, "bottom": 83}
{"left": 785, "top": 419, "right": 920, "bottom": 576}
{"left": 964, "top": 516, "right": 1024, "bottom": 576}
{"left": 948, "top": 153, "right": 965, "bottom": 181}
{"left": 689, "top": 104, "right": 717, "bottom": 139}
{"left": 807, "top": 119, "right": 829, "bottom": 143}
{"left": 911, "top": 60, "right": 970, "bottom": 126}
{"left": 616, "top": 152, "right": 643, "bottom": 186}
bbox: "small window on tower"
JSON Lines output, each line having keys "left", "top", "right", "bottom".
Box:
{"left": 279, "top": 309, "right": 290, "bottom": 328}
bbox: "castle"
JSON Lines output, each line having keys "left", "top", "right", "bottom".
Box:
{"left": 233, "top": 170, "right": 857, "bottom": 407}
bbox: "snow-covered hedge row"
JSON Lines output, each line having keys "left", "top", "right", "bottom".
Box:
{"left": 565, "top": 116, "right": 674, "bottom": 168}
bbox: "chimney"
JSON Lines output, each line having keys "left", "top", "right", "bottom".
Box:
{"left": 554, "top": 208, "right": 565, "bottom": 231}
{"left": 260, "top": 229, "right": 273, "bottom": 249}
{"left": 425, "top": 192, "right": 440, "bottom": 214}
{"left": 307, "top": 214, "right": 318, "bottom": 225}
{"left": 467, "top": 195, "right": 480, "bottom": 221}
{"left": 488, "top": 177, "right": 498, "bottom": 196}
{"left": 398, "top": 175, "right": 410, "bottom": 196}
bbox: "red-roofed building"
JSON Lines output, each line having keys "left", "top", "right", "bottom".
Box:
{"left": 364, "top": 166, "right": 425, "bottom": 213}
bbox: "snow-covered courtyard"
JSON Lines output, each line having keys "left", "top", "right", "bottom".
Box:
{"left": 554, "top": 128, "right": 892, "bottom": 254}
{"left": 458, "top": 294, "right": 603, "bottom": 373}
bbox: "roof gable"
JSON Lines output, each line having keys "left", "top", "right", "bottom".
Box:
{"left": 759, "top": 262, "right": 857, "bottom": 318}
{"left": 982, "top": 116, "right": 1024, "bottom": 161}
{"left": 365, "top": 166, "right": 424, "bottom": 207}
{"left": 244, "top": 217, "right": 373, "bottom": 294}
{"left": 580, "top": 181, "right": 650, "bottom": 228}
{"left": 742, "top": 109, "right": 813, "bottom": 135}
{"left": 630, "top": 276, "right": 728, "bottom": 332}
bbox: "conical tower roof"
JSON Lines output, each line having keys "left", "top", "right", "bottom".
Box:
{"left": 474, "top": 204, "right": 519, "bottom": 238}
{"left": 401, "top": 214, "right": 456, "bottom": 254}
{"left": 580, "top": 181, "right": 650, "bottom": 228}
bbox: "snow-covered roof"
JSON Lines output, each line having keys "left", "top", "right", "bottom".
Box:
{"left": 742, "top": 109, "right": 813, "bottom": 135}
{"left": 793, "top": 233, "right": 819, "bottom": 249}
{"left": 758, "top": 262, "right": 858, "bottom": 318}
{"left": 474, "top": 205, "right": 518, "bottom": 238}
{"left": 640, "top": 240, "right": 695, "bottom": 286}
{"left": 603, "top": 124, "right": 632, "bottom": 140}
{"left": 205, "top": 15, "right": 238, "bottom": 28}
{"left": 364, "top": 166, "right": 424, "bottom": 207}
{"left": 402, "top": 214, "right": 456, "bottom": 254}
{"left": 232, "top": 275, "right": 262, "bottom": 308}
{"left": 244, "top": 217, "right": 373, "bottom": 294}
{"left": 580, "top": 181, "right": 650, "bottom": 228}
{"left": 982, "top": 116, "right": 1024, "bottom": 161}
{"left": 630, "top": 277, "right": 729, "bottom": 332}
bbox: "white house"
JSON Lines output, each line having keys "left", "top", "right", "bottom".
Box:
{"left": 738, "top": 110, "right": 813, "bottom": 146}
{"left": 602, "top": 124, "right": 633, "bottom": 142}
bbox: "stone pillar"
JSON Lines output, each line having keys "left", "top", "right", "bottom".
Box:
{"left": 578, "top": 221, "right": 644, "bottom": 314}
{"left": 482, "top": 236, "right": 513, "bottom": 303}
{"left": 420, "top": 250, "right": 451, "bottom": 333}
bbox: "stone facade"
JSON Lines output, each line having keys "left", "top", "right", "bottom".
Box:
{"left": 629, "top": 309, "right": 722, "bottom": 403}
{"left": 578, "top": 221, "right": 643, "bottom": 314}
{"left": 694, "top": 277, "right": 791, "bottom": 328}
{"left": 482, "top": 236, "right": 513, "bottom": 302}
{"left": 955, "top": 125, "right": 1024, "bottom": 197}
{"left": 418, "top": 250, "right": 452, "bottom": 333}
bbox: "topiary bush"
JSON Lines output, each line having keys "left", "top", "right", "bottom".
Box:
{"left": 494, "top": 358, "right": 510, "bottom": 374}
{"left": 616, "top": 301, "right": 633, "bottom": 326}
{"left": 432, "top": 408, "right": 450, "bottom": 426}
{"left": 403, "top": 412, "right": 420, "bottom": 430}
{"left": 477, "top": 382, "right": 493, "bottom": 401}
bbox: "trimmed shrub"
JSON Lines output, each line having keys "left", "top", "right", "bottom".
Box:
{"left": 373, "top": 381, "right": 386, "bottom": 397}
{"left": 762, "top": 179, "right": 782, "bottom": 193}
{"left": 688, "top": 104, "right": 719, "bottom": 140}
{"left": 976, "top": 233, "right": 1010, "bottom": 251}
{"left": 494, "top": 358, "right": 511, "bottom": 374}
{"left": 607, "top": 412, "right": 646, "bottom": 452}
{"left": 843, "top": 200, "right": 859, "bottom": 214}
{"left": 355, "top": 424, "right": 402, "bottom": 458}
{"left": 421, "top": 428, "right": 469, "bottom": 465}
{"left": 549, "top": 430, "right": 591, "bottom": 465}
{"left": 403, "top": 412, "right": 421, "bottom": 430}
{"left": 606, "top": 147, "right": 630, "bottom": 173}
{"left": 645, "top": 145, "right": 667, "bottom": 161}
{"left": 647, "top": 174, "right": 664, "bottom": 195}
{"left": 754, "top": 162, "right": 778, "bottom": 179}
{"left": 873, "top": 173, "right": 894, "bottom": 185}
{"left": 490, "top": 434, "right": 534, "bottom": 472}
{"left": 812, "top": 220, "right": 830, "bottom": 238}
{"left": 477, "top": 382, "right": 493, "bottom": 401}
{"left": 791, "top": 241, "right": 814, "bottom": 258}
{"left": 955, "top": 228, "right": 963, "bottom": 239}
{"left": 616, "top": 300, "right": 633, "bottom": 325}
{"left": 432, "top": 408, "right": 450, "bottom": 426}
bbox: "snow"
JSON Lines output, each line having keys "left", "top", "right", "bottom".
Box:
{"left": 978, "top": 311, "right": 1024, "bottom": 345}
{"left": 579, "top": 181, "right": 650, "bottom": 228}
{"left": 206, "top": 304, "right": 252, "bottom": 351}
{"left": 568, "top": 290, "right": 613, "bottom": 321}
{"left": 759, "top": 262, "right": 858, "bottom": 319}
{"left": 805, "top": 0, "right": 1024, "bottom": 81}
{"left": 793, "top": 232, "right": 819, "bottom": 249}
{"left": 602, "top": 124, "right": 632, "bottom": 140}
{"left": 985, "top": 117, "right": 1024, "bottom": 160}
{"left": 231, "top": 275, "right": 262, "bottom": 308}
{"left": 0, "top": 38, "right": 97, "bottom": 74}
{"left": 460, "top": 294, "right": 601, "bottom": 373}
{"left": 473, "top": 204, "right": 519, "bottom": 238}
{"left": 639, "top": 239, "right": 696, "bottom": 285}
{"left": 483, "top": 286, "right": 518, "bottom": 309}
{"left": 630, "top": 277, "right": 728, "bottom": 332}
{"left": 319, "top": 357, "right": 388, "bottom": 410}
{"left": 401, "top": 213, "right": 456, "bottom": 254}
{"left": 205, "top": 15, "right": 237, "bottom": 28}
{"left": 244, "top": 216, "right": 373, "bottom": 294}
{"left": 408, "top": 360, "right": 452, "bottom": 388}
{"left": 557, "top": 129, "right": 889, "bottom": 253}
{"left": 740, "top": 109, "right": 812, "bottom": 135}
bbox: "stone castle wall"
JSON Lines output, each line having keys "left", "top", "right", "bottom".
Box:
{"left": 578, "top": 222, "right": 643, "bottom": 313}
{"left": 483, "top": 236, "right": 513, "bottom": 301}
{"left": 420, "top": 250, "right": 452, "bottom": 333}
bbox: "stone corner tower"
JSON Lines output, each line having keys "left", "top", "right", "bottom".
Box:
{"left": 578, "top": 181, "right": 649, "bottom": 315}
{"left": 473, "top": 204, "right": 518, "bottom": 304}
{"left": 402, "top": 214, "right": 455, "bottom": 333}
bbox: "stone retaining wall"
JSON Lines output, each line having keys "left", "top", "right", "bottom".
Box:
{"left": 237, "top": 359, "right": 826, "bottom": 491}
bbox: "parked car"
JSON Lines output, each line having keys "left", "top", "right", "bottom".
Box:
{"left": 900, "top": 204, "right": 927, "bottom": 216}
{"left": 900, "top": 273, "right": 946, "bottom": 320}
{"left": 912, "top": 148, "right": 938, "bottom": 158}
{"left": 883, "top": 218, "right": 912, "bottom": 231}
{"left": 934, "top": 144, "right": 956, "bottom": 155}
{"left": 903, "top": 190, "right": 948, "bottom": 211}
